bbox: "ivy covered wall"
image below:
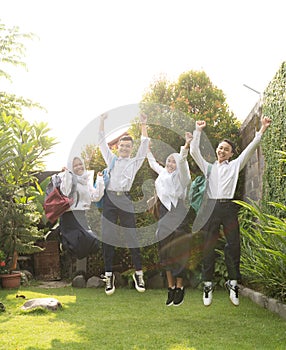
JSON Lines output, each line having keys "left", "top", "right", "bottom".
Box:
{"left": 240, "top": 101, "right": 264, "bottom": 203}
{"left": 240, "top": 61, "right": 285, "bottom": 217}
{"left": 262, "top": 61, "right": 286, "bottom": 216}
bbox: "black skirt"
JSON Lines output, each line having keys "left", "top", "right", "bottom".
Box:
{"left": 60, "top": 210, "right": 99, "bottom": 259}
{"left": 157, "top": 200, "right": 191, "bottom": 277}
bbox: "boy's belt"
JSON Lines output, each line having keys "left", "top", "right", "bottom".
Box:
{"left": 107, "top": 190, "right": 130, "bottom": 196}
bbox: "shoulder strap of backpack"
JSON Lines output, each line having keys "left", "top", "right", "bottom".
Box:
{"left": 69, "top": 173, "right": 78, "bottom": 195}
{"left": 206, "top": 164, "right": 212, "bottom": 180}
{"left": 68, "top": 173, "right": 79, "bottom": 207}
{"left": 108, "top": 155, "right": 117, "bottom": 173}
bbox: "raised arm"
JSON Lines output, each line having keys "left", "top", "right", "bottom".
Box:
{"left": 259, "top": 116, "right": 271, "bottom": 134}
{"left": 178, "top": 132, "right": 192, "bottom": 187}
{"left": 129, "top": 113, "right": 150, "bottom": 173}
{"left": 90, "top": 172, "right": 105, "bottom": 202}
{"left": 189, "top": 120, "right": 209, "bottom": 175}
{"left": 139, "top": 112, "right": 148, "bottom": 138}
{"left": 237, "top": 115, "right": 272, "bottom": 170}
{"left": 147, "top": 147, "right": 163, "bottom": 175}
{"left": 98, "top": 113, "right": 114, "bottom": 166}
{"left": 99, "top": 113, "right": 108, "bottom": 132}
{"left": 184, "top": 131, "right": 192, "bottom": 150}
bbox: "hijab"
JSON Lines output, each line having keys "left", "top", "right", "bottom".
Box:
{"left": 155, "top": 153, "right": 184, "bottom": 210}
{"left": 67, "top": 156, "right": 90, "bottom": 185}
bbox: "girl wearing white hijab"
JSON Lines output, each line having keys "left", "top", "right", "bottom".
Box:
{"left": 147, "top": 133, "right": 192, "bottom": 306}
{"left": 58, "top": 156, "right": 104, "bottom": 259}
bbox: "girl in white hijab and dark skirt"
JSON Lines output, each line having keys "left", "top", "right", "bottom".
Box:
{"left": 59, "top": 156, "right": 104, "bottom": 259}
{"left": 147, "top": 132, "right": 192, "bottom": 306}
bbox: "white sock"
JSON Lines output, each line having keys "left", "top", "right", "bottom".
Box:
{"left": 230, "top": 280, "right": 237, "bottom": 287}
{"left": 204, "top": 281, "right": 212, "bottom": 287}
{"left": 105, "top": 272, "right": 112, "bottom": 277}
{"left": 135, "top": 270, "right": 143, "bottom": 276}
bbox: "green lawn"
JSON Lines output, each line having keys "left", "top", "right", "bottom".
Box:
{"left": 0, "top": 286, "right": 285, "bottom": 350}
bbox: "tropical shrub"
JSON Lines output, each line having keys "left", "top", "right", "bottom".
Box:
{"left": 236, "top": 199, "right": 286, "bottom": 302}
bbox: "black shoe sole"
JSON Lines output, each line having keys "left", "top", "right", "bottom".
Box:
{"left": 173, "top": 299, "right": 184, "bottom": 306}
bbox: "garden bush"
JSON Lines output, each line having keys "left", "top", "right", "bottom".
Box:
{"left": 236, "top": 199, "right": 286, "bottom": 302}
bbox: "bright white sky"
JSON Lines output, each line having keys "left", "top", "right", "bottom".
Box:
{"left": 1, "top": 0, "right": 285, "bottom": 170}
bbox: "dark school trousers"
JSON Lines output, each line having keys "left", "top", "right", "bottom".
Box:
{"left": 202, "top": 199, "right": 241, "bottom": 282}
{"left": 101, "top": 191, "right": 142, "bottom": 272}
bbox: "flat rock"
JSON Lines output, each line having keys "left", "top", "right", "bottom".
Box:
{"left": 21, "top": 298, "right": 62, "bottom": 311}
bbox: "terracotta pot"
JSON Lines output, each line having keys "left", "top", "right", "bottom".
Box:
{"left": 0, "top": 272, "right": 21, "bottom": 289}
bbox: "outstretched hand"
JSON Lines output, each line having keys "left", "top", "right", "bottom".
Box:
{"left": 196, "top": 120, "right": 206, "bottom": 131}
{"left": 260, "top": 116, "right": 271, "bottom": 134}
{"left": 99, "top": 113, "right": 108, "bottom": 120}
{"left": 261, "top": 116, "right": 271, "bottom": 128}
{"left": 99, "top": 113, "right": 108, "bottom": 132}
{"left": 185, "top": 132, "right": 193, "bottom": 144}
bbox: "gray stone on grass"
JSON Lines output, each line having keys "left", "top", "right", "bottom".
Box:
{"left": 86, "top": 276, "right": 104, "bottom": 288}
{"left": 72, "top": 274, "right": 86, "bottom": 288}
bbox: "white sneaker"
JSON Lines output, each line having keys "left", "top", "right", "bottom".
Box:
{"left": 203, "top": 282, "right": 213, "bottom": 306}
{"left": 225, "top": 280, "right": 239, "bottom": 306}
{"left": 132, "top": 273, "right": 145, "bottom": 292}
{"left": 101, "top": 273, "right": 115, "bottom": 295}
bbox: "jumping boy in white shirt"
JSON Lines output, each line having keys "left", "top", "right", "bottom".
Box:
{"left": 98, "top": 113, "right": 149, "bottom": 295}
{"left": 189, "top": 115, "right": 271, "bottom": 306}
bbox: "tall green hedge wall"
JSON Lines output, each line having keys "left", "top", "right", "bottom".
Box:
{"left": 262, "top": 61, "right": 286, "bottom": 216}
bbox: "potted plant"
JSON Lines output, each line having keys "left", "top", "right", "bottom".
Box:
{"left": 0, "top": 250, "right": 22, "bottom": 289}
{"left": 0, "top": 250, "right": 8, "bottom": 275}
{"left": 0, "top": 191, "right": 43, "bottom": 287}
{"left": 0, "top": 114, "right": 56, "bottom": 285}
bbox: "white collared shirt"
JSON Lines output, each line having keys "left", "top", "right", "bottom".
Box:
{"left": 190, "top": 129, "right": 263, "bottom": 199}
{"left": 98, "top": 131, "right": 149, "bottom": 191}
{"left": 60, "top": 170, "right": 105, "bottom": 210}
{"left": 147, "top": 147, "right": 191, "bottom": 211}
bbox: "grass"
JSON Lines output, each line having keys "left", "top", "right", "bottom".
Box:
{"left": 0, "top": 286, "right": 285, "bottom": 350}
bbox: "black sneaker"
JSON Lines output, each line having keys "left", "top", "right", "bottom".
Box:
{"left": 132, "top": 273, "right": 145, "bottom": 292}
{"left": 101, "top": 273, "right": 115, "bottom": 295}
{"left": 166, "top": 287, "right": 176, "bottom": 306}
{"left": 173, "top": 287, "right": 185, "bottom": 306}
{"left": 0, "top": 302, "right": 5, "bottom": 312}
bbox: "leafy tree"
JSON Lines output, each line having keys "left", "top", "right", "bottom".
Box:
{"left": 81, "top": 144, "right": 110, "bottom": 175}
{"left": 140, "top": 71, "right": 241, "bottom": 172}
{"left": 0, "top": 21, "right": 43, "bottom": 116}
{"left": 0, "top": 21, "right": 56, "bottom": 270}
{"left": 134, "top": 70, "right": 243, "bottom": 209}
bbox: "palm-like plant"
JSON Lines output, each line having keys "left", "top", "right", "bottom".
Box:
{"left": 0, "top": 113, "right": 56, "bottom": 272}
